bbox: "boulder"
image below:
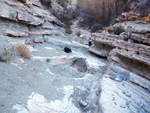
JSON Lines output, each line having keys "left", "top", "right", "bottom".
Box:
{"left": 73, "top": 58, "right": 87, "bottom": 72}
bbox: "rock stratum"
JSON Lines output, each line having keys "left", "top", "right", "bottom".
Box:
{"left": 0, "top": 0, "right": 65, "bottom": 44}
{"left": 90, "top": 12, "right": 150, "bottom": 90}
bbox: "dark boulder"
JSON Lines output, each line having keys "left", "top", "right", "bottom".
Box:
{"left": 64, "top": 47, "right": 72, "bottom": 53}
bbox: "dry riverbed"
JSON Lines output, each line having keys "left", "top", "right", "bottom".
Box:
{"left": 0, "top": 33, "right": 150, "bottom": 113}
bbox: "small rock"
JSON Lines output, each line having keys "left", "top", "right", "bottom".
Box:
{"left": 33, "top": 38, "right": 44, "bottom": 43}
{"left": 145, "top": 88, "right": 150, "bottom": 94}
{"left": 112, "top": 97, "right": 115, "bottom": 101}
{"left": 125, "top": 93, "right": 131, "bottom": 98}
{"left": 19, "top": 58, "right": 25, "bottom": 64}
{"left": 79, "top": 100, "right": 88, "bottom": 108}
{"left": 89, "top": 41, "right": 92, "bottom": 46}
{"left": 56, "top": 21, "right": 65, "bottom": 27}
{"left": 0, "top": 103, "right": 4, "bottom": 106}
{"left": 46, "top": 58, "right": 51, "bottom": 62}
{"left": 126, "top": 101, "right": 130, "bottom": 105}
{"left": 120, "top": 105, "right": 126, "bottom": 108}
{"left": 64, "top": 47, "right": 72, "bottom": 53}
{"left": 83, "top": 105, "right": 90, "bottom": 111}
{"left": 109, "top": 71, "right": 123, "bottom": 82}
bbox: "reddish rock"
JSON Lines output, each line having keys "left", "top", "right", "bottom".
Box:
{"left": 3, "top": 30, "right": 28, "bottom": 37}
{"left": 0, "top": 7, "right": 17, "bottom": 21}
{"left": 17, "top": 12, "right": 42, "bottom": 26}
{"left": 33, "top": 38, "right": 44, "bottom": 43}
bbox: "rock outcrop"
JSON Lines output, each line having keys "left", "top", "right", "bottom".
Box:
{"left": 90, "top": 12, "right": 150, "bottom": 88}
{"left": 0, "top": 0, "right": 65, "bottom": 43}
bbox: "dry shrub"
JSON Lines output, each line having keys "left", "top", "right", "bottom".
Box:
{"left": 0, "top": 46, "right": 17, "bottom": 62}
{"left": 78, "top": 0, "right": 129, "bottom": 25}
{"left": 16, "top": 44, "right": 31, "bottom": 59}
{"left": 40, "top": 0, "right": 52, "bottom": 8}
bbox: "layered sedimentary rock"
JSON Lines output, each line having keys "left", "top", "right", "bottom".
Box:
{"left": 90, "top": 12, "right": 150, "bottom": 88}
{"left": 0, "top": 0, "right": 64, "bottom": 41}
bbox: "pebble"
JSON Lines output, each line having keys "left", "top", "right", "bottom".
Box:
{"left": 126, "top": 101, "right": 130, "bottom": 105}
{"left": 0, "top": 103, "right": 4, "bottom": 106}
{"left": 79, "top": 100, "right": 88, "bottom": 107}
{"left": 120, "top": 105, "right": 126, "bottom": 108}
{"left": 112, "top": 97, "right": 115, "bottom": 101}
{"left": 125, "top": 94, "right": 131, "bottom": 98}
{"left": 84, "top": 105, "right": 90, "bottom": 111}
{"left": 46, "top": 58, "right": 51, "bottom": 62}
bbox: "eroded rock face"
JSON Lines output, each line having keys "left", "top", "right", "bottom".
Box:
{"left": 0, "top": 0, "right": 65, "bottom": 39}
{"left": 90, "top": 18, "right": 150, "bottom": 82}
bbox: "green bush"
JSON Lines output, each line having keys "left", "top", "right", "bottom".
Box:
{"left": 91, "top": 24, "right": 103, "bottom": 32}
{"left": 114, "top": 26, "right": 124, "bottom": 35}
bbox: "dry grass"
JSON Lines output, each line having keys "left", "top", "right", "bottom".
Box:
{"left": 78, "top": 0, "right": 129, "bottom": 25}
{"left": 16, "top": 44, "right": 31, "bottom": 59}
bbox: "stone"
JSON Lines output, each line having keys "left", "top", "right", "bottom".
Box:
{"left": 109, "top": 70, "right": 123, "bottom": 82}
{"left": 64, "top": 47, "right": 72, "bottom": 53}
{"left": 17, "top": 12, "right": 42, "bottom": 26}
{"left": 83, "top": 105, "right": 90, "bottom": 111}
{"left": 91, "top": 33, "right": 150, "bottom": 80}
{"left": 89, "top": 41, "right": 92, "bottom": 46}
{"left": 33, "top": 38, "right": 44, "bottom": 43}
{"left": 3, "top": 30, "right": 28, "bottom": 37}
{"left": 73, "top": 58, "right": 87, "bottom": 72}
{"left": 126, "top": 101, "right": 130, "bottom": 105}
{"left": 120, "top": 105, "right": 126, "bottom": 108}
{"left": 46, "top": 58, "right": 51, "bottom": 62}
{"left": 0, "top": 7, "right": 17, "bottom": 21}
{"left": 79, "top": 100, "right": 88, "bottom": 108}
{"left": 125, "top": 93, "right": 131, "bottom": 98}
{"left": 55, "top": 21, "right": 65, "bottom": 27}
{"left": 0, "top": 102, "right": 4, "bottom": 106}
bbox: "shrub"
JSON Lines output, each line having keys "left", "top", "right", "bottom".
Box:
{"left": 0, "top": 46, "right": 16, "bottom": 62}
{"left": 76, "top": 31, "right": 81, "bottom": 37}
{"left": 91, "top": 24, "right": 103, "bottom": 32}
{"left": 65, "top": 26, "right": 72, "bottom": 34}
{"left": 16, "top": 44, "right": 31, "bottom": 59}
{"left": 40, "top": 0, "right": 52, "bottom": 8}
{"left": 77, "top": 0, "right": 129, "bottom": 26}
{"left": 114, "top": 26, "right": 124, "bottom": 35}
